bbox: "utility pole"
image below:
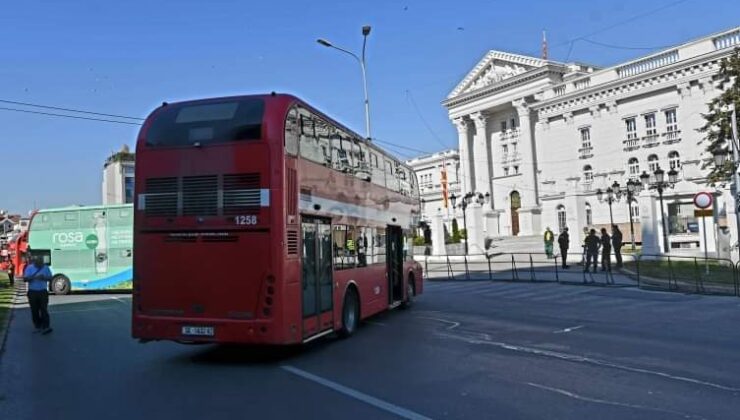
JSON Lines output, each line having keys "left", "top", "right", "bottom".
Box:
{"left": 730, "top": 104, "right": 740, "bottom": 258}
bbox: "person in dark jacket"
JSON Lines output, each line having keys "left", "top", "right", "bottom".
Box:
{"left": 612, "top": 225, "right": 624, "bottom": 268}
{"left": 600, "top": 228, "right": 612, "bottom": 272}
{"left": 558, "top": 228, "right": 570, "bottom": 269}
{"left": 7, "top": 260, "right": 14, "bottom": 286}
{"left": 584, "top": 229, "right": 600, "bottom": 273}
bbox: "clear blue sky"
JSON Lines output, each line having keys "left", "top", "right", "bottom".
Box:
{"left": 0, "top": 0, "right": 738, "bottom": 214}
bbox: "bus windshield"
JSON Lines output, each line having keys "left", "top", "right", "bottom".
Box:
{"left": 145, "top": 98, "right": 265, "bottom": 147}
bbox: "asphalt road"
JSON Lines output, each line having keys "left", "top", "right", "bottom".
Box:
{"left": 1, "top": 281, "right": 740, "bottom": 420}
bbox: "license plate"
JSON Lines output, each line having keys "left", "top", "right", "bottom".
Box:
{"left": 181, "top": 326, "right": 214, "bottom": 336}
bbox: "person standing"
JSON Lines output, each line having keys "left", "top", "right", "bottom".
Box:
{"left": 584, "top": 229, "right": 600, "bottom": 273}
{"left": 600, "top": 228, "right": 612, "bottom": 272}
{"left": 543, "top": 227, "right": 554, "bottom": 258}
{"left": 612, "top": 225, "right": 624, "bottom": 268}
{"left": 24, "top": 255, "right": 53, "bottom": 334}
{"left": 558, "top": 228, "right": 570, "bottom": 269}
{"left": 7, "top": 260, "right": 14, "bottom": 287}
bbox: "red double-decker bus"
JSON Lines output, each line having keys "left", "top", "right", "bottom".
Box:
{"left": 132, "top": 93, "right": 423, "bottom": 345}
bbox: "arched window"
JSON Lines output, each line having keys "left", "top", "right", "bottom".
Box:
{"left": 585, "top": 202, "right": 593, "bottom": 226}
{"left": 628, "top": 157, "right": 640, "bottom": 176}
{"left": 648, "top": 154, "right": 660, "bottom": 173}
{"left": 583, "top": 165, "right": 593, "bottom": 182}
{"left": 557, "top": 205, "right": 567, "bottom": 232}
{"left": 669, "top": 151, "right": 680, "bottom": 170}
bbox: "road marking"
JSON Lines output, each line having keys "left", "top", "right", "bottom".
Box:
{"left": 553, "top": 325, "right": 584, "bottom": 334}
{"left": 281, "top": 365, "right": 433, "bottom": 420}
{"left": 109, "top": 296, "right": 130, "bottom": 305}
{"left": 437, "top": 330, "right": 740, "bottom": 392}
{"left": 526, "top": 382, "right": 706, "bottom": 419}
{"left": 417, "top": 316, "right": 460, "bottom": 330}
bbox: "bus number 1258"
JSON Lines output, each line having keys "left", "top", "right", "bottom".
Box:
{"left": 234, "top": 215, "right": 258, "bottom": 225}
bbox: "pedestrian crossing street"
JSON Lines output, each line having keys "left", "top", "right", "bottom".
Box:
{"left": 422, "top": 279, "right": 736, "bottom": 311}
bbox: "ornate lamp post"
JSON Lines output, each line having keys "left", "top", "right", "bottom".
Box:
{"left": 640, "top": 166, "right": 678, "bottom": 253}
{"left": 449, "top": 192, "right": 490, "bottom": 255}
{"left": 596, "top": 183, "right": 621, "bottom": 226}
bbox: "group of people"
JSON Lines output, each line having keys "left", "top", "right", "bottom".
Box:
{"left": 544, "top": 225, "right": 624, "bottom": 272}
{"left": 2, "top": 254, "right": 54, "bottom": 334}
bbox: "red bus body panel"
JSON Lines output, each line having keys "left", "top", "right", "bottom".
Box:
{"left": 132, "top": 94, "right": 422, "bottom": 345}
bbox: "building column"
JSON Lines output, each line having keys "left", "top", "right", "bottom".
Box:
{"left": 453, "top": 117, "right": 473, "bottom": 194}
{"left": 471, "top": 112, "right": 492, "bottom": 200}
{"left": 467, "top": 203, "right": 485, "bottom": 254}
{"left": 513, "top": 99, "right": 541, "bottom": 236}
{"left": 432, "top": 210, "right": 447, "bottom": 256}
{"left": 639, "top": 190, "right": 661, "bottom": 255}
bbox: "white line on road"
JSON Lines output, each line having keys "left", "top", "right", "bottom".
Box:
{"left": 365, "top": 321, "right": 387, "bottom": 327}
{"left": 526, "top": 382, "right": 707, "bottom": 420}
{"left": 416, "top": 316, "right": 460, "bottom": 330}
{"left": 281, "top": 365, "right": 433, "bottom": 420}
{"left": 553, "top": 325, "right": 584, "bottom": 334}
{"left": 109, "top": 296, "right": 130, "bottom": 305}
{"left": 437, "top": 331, "right": 740, "bottom": 392}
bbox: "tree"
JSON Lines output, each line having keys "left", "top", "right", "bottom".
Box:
{"left": 700, "top": 48, "right": 740, "bottom": 185}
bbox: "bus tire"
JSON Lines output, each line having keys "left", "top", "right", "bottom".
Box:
{"left": 338, "top": 287, "right": 359, "bottom": 338}
{"left": 51, "top": 275, "right": 71, "bottom": 295}
{"left": 401, "top": 274, "right": 415, "bottom": 309}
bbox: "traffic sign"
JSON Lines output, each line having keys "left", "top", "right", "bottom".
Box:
{"left": 693, "top": 192, "right": 713, "bottom": 209}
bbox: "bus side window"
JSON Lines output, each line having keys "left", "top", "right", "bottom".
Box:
{"left": 299, "top": 114, "right": 323, "bottom": 164}
{"left": 284, "top": 108, "right": 299, "bottom": 156}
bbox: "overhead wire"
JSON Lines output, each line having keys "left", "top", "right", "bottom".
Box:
{"left": 0, "top": 99, "right": 146, "bottom": 120}
{"left": 0, "top": 106, "right": 143, "bottom": 126}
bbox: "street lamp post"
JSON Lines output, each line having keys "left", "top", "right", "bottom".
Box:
{"left": 641, "top": 166, "right": 678, "bottom": 254}
{"left": 317, "top": 25, "right": 373, "bottom": 140}
{"left": 606, "top": 179, "right": 643, "bottom": 252}
{"left": 596, "top": 184, "right": 620, "bottom": 226}
{"left": 450, "top": 192, "right": 490, "bottom": 255}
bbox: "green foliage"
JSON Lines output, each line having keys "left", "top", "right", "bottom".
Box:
{"left": 448, "top": 219, "right": 461, "bottom": 243}
{"left": 700, "top": 48, "right": 740, "bottom": 185}
{"left": 459, "top": 228, "right": 467, "bottom": 240}
{"left": 412, "top": 235, "right": 426, "bottom": 246}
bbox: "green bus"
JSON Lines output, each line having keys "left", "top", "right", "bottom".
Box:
{"left": 28, "top": 204, "right": 133, "bottom": 294}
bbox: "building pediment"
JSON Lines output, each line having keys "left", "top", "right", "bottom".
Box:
{"left": 448, "top": 51, "right": 551, "bottom": 99}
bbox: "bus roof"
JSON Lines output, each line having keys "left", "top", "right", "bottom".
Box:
{"left": 143, "top": 93, "right": 415, "bottom": 172}
{"left": 34, "top": 203, "right": 133, "bottom": 214}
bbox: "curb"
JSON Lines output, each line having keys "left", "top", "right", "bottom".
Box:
{"left": 0, "top": 280, "right": 23, "bottom": 356}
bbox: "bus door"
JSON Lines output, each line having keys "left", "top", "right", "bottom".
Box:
{"left": 386, "top": 225, "right": 404, "bottom": 304}
{"left": 301, "top": 217, "right": 334, "bottom": 339}
{"left": 92, "top": 210, "right": 108, "bottom": 275}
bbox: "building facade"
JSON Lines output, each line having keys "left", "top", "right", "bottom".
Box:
{"left": 405, "top": 149, "right": 461, "bottom": 224}
{"left": 443, "top": 27, "right": 740, "bottom": 254}
{"left": 102, "top": 146, "right": 135, "bottom": 205}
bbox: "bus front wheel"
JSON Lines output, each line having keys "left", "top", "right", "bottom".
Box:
{"left": 51, "top": 275, "right": 71, "bottom": 295}
{"left": 338, "top": 288, "right": 359, "bottom": 338}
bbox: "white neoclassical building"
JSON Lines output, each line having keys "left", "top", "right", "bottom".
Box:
{"left": 443, "top": 27, "right": 740, "bottom": 256}
{"left": 405, "top": 149, "right": 460, "bottom": 224}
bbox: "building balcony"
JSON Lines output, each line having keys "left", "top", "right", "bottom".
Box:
{"left": 642, "top": 134, "right": 660, "bottom": 148}
{"left": 663, "top": 129, "right": 682, "bottom": 144}
{"left": 578, "top": 147, "right": 594, "bottom": 159}
{"left": 499, "top": 128, "right": 520, "bottom": 142}
{"left": 623, "top": 137, "right": 640, "bottom": 151}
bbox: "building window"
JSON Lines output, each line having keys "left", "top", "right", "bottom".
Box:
{"left": 124, "top": 176, "right": 134, "bottom": 204}
{"left": 580, "top": 127, "right": 592, "bottom": 150}
{"left": 669, "top": 151, "right": 680, "bottom": 170}
{"left": 648, "top": 154, "right": 660, "bottom": 173}
{"left": 500, "top": 120, "right": 507, "bottom": 132}
{"left": 625, "top": 117, "right": 637, "bottom": 140}
{"left": 503, "top": 167, "right": 509, "bottom": 176}
{"left": 628, "top": 157, "right": 640, "bottom": 176}
{"left": 557, "top": 205, "right": 567, "bottom": 232}
{"left": 583, "top": 165, "right": 593, "bottom": 182}
{"left": 630, "top": 199, "right": 639, "bottom": 218}
{"left": 514, "top": 165, "right": 519, "bottom": 174}
{"left": 665, "top": 109, "right": 678, "bottom": 132}
{"left": 501, "top": 144, "right": 508, "bottom": 160}
{"left": 585, "top": 203, "right": 593, "bottom": 226}
{"left": 510, "top": 117, "right": 517, "bottom": 129}
{"left": 644, "top": 113, "right": 657, "bottom": 136}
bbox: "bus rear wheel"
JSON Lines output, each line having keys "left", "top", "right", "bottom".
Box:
{"left": 51, "top": 275, "right": 71, "bottom": 295}
{"left": 338, "top": 288, "right": 359, "bottom": 338}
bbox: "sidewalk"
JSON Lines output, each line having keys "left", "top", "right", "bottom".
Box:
{"left": 0, "top": 274, "right": 24, "bottom": 356}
